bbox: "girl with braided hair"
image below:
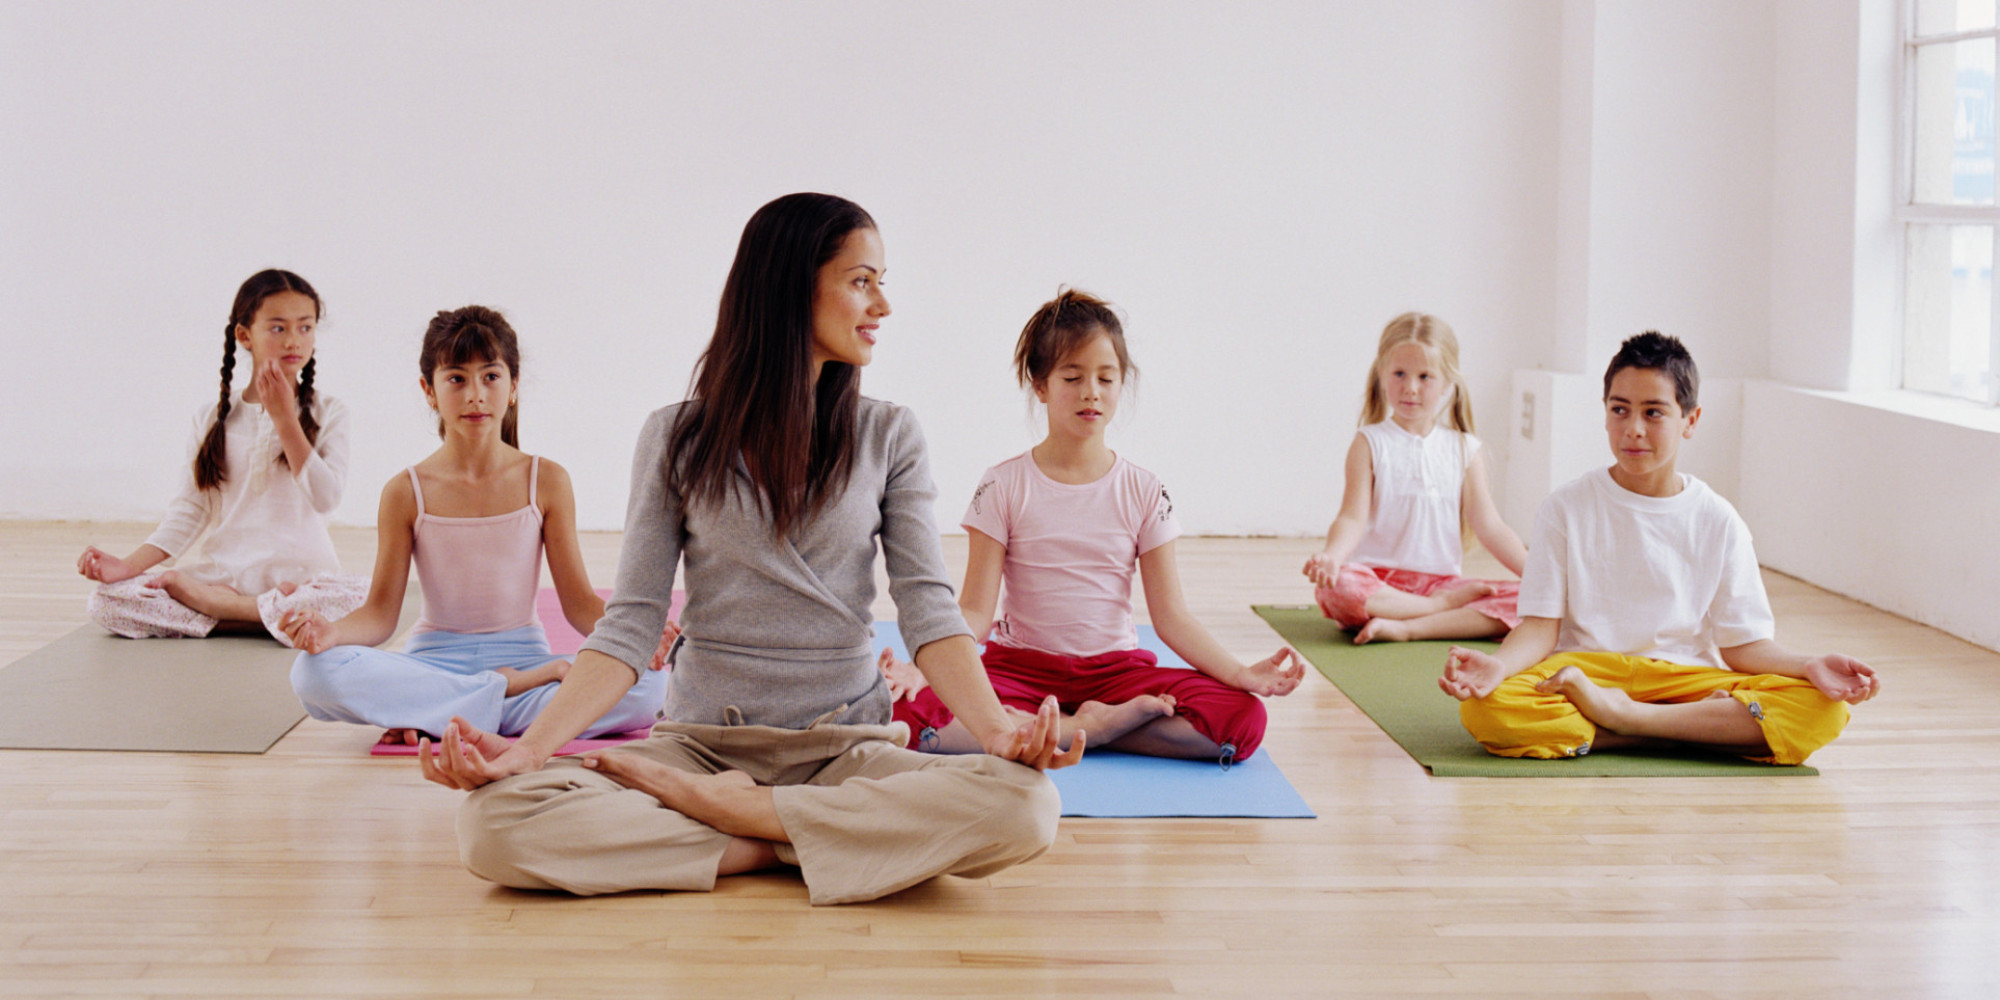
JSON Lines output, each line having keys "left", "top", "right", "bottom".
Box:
{"left": 77, "top": 269, "right": 366, "bottom": 642}
{"left": 281, "top": 306, "right": 669, "bottom": 746}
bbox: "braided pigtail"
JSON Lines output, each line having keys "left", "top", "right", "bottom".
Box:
{"left": 282, "top": 357, "right": 321, "bottom": 471}
{"left": 199, "top": 269, "right": 325, "bottom": 488}
{"left": 193, "top": 326, "right": 237, "bottom": 491}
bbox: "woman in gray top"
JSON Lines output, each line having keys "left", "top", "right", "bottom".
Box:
{"left": 419, "top": 193, "right": 1082, "bottom": 905}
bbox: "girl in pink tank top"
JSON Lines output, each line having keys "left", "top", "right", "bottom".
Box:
{"left": 279, "top": 307, "right": 670, "bottom": 744}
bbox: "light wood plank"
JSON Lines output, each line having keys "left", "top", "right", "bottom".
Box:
{"left": 2, "top": 522, "right": 1997, "bottom": 997}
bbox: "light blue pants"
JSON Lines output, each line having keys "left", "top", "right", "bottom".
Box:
{"left": 291, "top": 625, "right": 668, "bottom": 738}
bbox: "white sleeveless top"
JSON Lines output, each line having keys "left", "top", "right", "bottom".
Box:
{"left": 1346, "top": 420, "right": 1478, "bottom": 577}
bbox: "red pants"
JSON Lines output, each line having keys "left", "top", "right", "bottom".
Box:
{"left": 892, "top": 643, "right": 1269, "bottom": 760}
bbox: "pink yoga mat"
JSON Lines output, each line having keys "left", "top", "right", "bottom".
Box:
{"left": 366, "top": 586, "right": 682, "bottom": 756}
{"left": 537, "top": 586, "right": 686, "bottom": 655}
{"left": 370, "top": 729, "right": 652, "bottom": 757}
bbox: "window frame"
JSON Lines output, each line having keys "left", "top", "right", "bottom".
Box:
{"left": 1898, "top": 1, "right": 2000, "bottom": 405}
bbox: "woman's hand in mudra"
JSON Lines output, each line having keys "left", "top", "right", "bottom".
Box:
{"left": 418, "top": 717, "right": 543, "bottom": 790}
{"left": 983, "top": 695, "right": 1084, "bottom": 771}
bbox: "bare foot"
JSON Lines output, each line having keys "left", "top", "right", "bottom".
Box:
{"left": 149, "top": 570, "right": 242, "bottom": 618}
{"left": 1353, "top": 618, "right": 1411, "bottom": 644}
{"left": 379, "top": 728, "right": 432, "bottom": 746}
{"left": 276, "top": 581, "right": 299, "bottom": 597}
{"left": 1434, "top": 579, "right": 1497, "bottom": 609}
{"left": 1071, "top": 694, "right": 1177, "bottom": 746}
{"left": 1535, "top": 665, "right": 1637, "bottom": 732}
{"left": 496, "top": 658, "right": 571, "bottom": 697}
{"left": 583, "top": 755, "right": 782, "bottom": 841}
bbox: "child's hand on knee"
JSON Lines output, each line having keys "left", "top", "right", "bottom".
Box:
{"left": 1439, "top": 645, "right": 1508, "bottom": 701}
{"left": 279, "top": 609, "right": 335, "bottom": 654}
{"left": 878, "top": 648, "right": 928, "bottom": 702}
{"left": 1804, "top": 653, "right": 1880, "bottom": 704}
{"left": 649, "top": 619, "right": 682, "bottom": 671}
{"left": 1239, "top": 648, "right": 1307, "bottom": 696}
{"left": 77, "top": 546, "right": 137, "bottom": 584}
{"left": 1302, "top": 552, "right": 1341, "bottom": 588}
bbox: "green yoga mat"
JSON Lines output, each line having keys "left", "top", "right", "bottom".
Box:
{"left": 1253, "top": 605, "right": 1816, "bottom": 777}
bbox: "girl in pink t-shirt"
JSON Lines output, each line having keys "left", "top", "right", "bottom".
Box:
{"left": 1302, "top": 312, "right": 1528, "bottom": 643}
{"left": 883, "top": 289, "right": 1305, "bottom": 762}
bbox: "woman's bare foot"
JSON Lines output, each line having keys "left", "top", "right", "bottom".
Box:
{"left": 1353, "top": 618, "right": 1412, "bottom": 644}
{"left": 1070, "top": 695, "right": 1177, "bottom": 747}
{"left": 495, "top": 659, "right": 571, "bottom": 696}
{"left": 1433, "top": 578, "right": 1497, "bottom": 609}
{"left": 1535, "top": 665, "right": 1637, "bottom": 731}
{"left": 379, "top": 728, "right": 433, "bottom": 746}
{"left": 582, "top": 755, "right": 785, "bottom": 842}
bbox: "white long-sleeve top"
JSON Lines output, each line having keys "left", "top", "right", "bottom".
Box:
{"left": 143, "top": 389, "right": 349, "bottom": 594}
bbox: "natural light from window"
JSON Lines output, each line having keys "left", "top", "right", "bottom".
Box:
{"left": 1906, "top": 0, "right": 2000, "bottom": 403}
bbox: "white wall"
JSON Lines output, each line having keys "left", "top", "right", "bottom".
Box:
{"left": 1580, "top": 0, "right": 1777, "bottom": 384}
{"left": 1742, "top": 382, "right": 2000, "bottom": 652}
{"left": 1767, "top": 0, "right": 1901, "bottom": 392}
{"left": 1740, "top": 0, "right": 2000, "bottom": 652}
{"left": 1507, "top": 0, "right": 1776, "bottom": 528}
{"left": 0, "top": 0, "right": 1562, "bottom": 535}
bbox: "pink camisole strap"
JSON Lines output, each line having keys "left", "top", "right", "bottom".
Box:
{"left": 408, "top": 456, "right": 545, "bottom": 634}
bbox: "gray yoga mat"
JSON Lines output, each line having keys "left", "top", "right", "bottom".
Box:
{"left": 0, "top": 594, "right": 419, "bottom": 754}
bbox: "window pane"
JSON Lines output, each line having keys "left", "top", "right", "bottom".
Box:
{"left": 1904, "top": 224, "right": 1994, "bottom": 401}
{"left": 1916, "top": 0, "right": 1998, "bottom": 35}
{"left": 1912, "top": 39, "right": 1996, "bottom": 205}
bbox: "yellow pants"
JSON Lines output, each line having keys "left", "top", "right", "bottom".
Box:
{"left": 1459, "top": 651, "right": 1850, "bottom": 765}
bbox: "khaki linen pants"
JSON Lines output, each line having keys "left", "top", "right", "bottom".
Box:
{"left": 457, "top": 718, "right": 1061, "bottom": 905}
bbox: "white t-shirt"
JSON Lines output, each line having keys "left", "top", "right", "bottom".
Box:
{"left": 1517, "top": 467, "right": 1773, "bottom": 669}
{"left": 962, "top": 451, "right": 1181, "bottom": 658}
{"left": 1346, "top": 420, "right": 1479, "bottom": 577}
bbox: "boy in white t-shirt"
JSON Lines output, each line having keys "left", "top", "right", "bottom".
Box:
{"left": 1437, "top": 332, "right": 1879, "bottom": 764}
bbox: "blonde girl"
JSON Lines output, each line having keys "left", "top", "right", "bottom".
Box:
{"left": 1302, "top": 312, "right": 1527, "bottom": 643}
{"left": 76, "top": 269, "right": 365, "bottom": 642}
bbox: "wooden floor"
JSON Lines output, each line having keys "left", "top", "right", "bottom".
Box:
{"left": 3, "top": 521, "right": 1997, "bottom": 999}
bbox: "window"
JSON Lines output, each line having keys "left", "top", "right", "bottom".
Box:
{"left": 1903, "top": 0, "right": 2000, "bottom": 402}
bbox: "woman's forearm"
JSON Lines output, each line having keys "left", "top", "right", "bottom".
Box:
{"left": 914, "top": 634, "right": 1012, "bottom": 746}
{"left": 513, "top": 650, "right": 639, "bottom": 761}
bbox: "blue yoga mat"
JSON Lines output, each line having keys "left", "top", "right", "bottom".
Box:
{"left": 1046, "top": 749, "right": 1314, "bottom": 818}
{"left": 871, "top": 622, "right": 1315, "bottom": 819}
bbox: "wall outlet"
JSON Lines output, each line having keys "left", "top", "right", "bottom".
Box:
{"left": 1519, "top": 390, "right": 1535, "bottom": 440}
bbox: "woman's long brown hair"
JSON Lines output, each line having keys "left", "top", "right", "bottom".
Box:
{"left": 667, "top": 193, "right": 873, "bottom": 537}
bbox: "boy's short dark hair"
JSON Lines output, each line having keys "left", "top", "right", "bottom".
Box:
{"left": 1603, "top": 331, "right": 1699, "bottom": 413}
